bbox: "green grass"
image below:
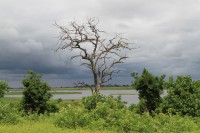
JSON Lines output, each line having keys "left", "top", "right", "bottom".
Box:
{"left": 56, "top": 99, "right": 82, "bottom": 107}
{"left": 0, "top": 119, "right": 114, "bottom": 133}
{"left": 0, "top": 97, "right": 81, "bottom": 107}
{"left": 1, "top": 96, "right": 200, "bottom": 133}
{"left": 0, "top": 97, "right": 21, "bottom": 104}
{"left": 5, "top": 91, "right": 22, "bottom": 95}
{"left": 1, "top": 113, "right": 199, "bottom": 133}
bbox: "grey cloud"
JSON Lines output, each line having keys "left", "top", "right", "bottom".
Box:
{"left": 1, "top": 0, "right": 200, "bottom": 87}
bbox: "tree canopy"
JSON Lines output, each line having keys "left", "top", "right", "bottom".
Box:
{"left": 132, "top": 68, "right": 165, "bottom": 114}
{"left": 160, "top": 76, "right": 200, "bottom": 117}
{"left": 0, "top": 81, "right": 9, "bottom": 98}
{"left": 21, "top": 70, "right": 52, "bottom": 114}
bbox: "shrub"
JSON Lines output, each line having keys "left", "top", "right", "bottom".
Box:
{"left": 21, "top": 70, "right": 52, "bottom": 114}
{"left": 159, "top": 76, "right": 200, "bottom": 117}
{"left": 82, "top": 93, "right": 107, "bottom": 110}
{"left": 55, "top": 105, "right": 90, "bottom": 128}
{"left": 128, "top": 103, "right": 138, "bottom": 112}
{"left": 82, "top": 94, "right": 125, "bottom": 111}
{"left": 55, "top": 93, "right": 200, "bottom": 132}
{"left": 132, "top": 68, "right": 165, "bottom": 114}
{"left": 55, "top": 98, "right": 200, "bottom": 133}
{"left": 154, "top": 113, "right": 199, "bottom": 132}
{"left": 56, "top": 98, "right": 63, "bottom": 103}
{"left": 91, "top": 103, "right": 133, "bottom": 132}
{"left": 56, "top": 95, "right": 126, "bottom": 130}
{"left": 0, "top": 102, "right": 20, "bottom": 124}
{"left": 0, "top": 81, "right": 9, "bottom": 98}
{"left": 46, "top": 101, "right": 59, "bottom": 114}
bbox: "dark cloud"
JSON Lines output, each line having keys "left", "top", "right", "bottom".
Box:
{"left": 1, "top": 0, "right": 200, "bottom": 87}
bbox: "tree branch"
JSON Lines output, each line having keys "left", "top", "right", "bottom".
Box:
{"left": 55, "top": 18, "right": 134, "bottom": 93}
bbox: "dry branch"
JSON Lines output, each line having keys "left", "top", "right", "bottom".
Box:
{"left": 55, "top": 18, "right": 133, "bottom": 93}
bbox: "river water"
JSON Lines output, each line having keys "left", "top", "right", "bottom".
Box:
{"left": 5, "top": 90, "right": 168, "bottom": 106}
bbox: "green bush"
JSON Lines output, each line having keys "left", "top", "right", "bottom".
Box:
{"left": 82, "top": 93, "right": 107, "bottom": 110}
{"left": 159, "top": 76, "right": 200, "bottom": 117}
{"left": 55, "top": 105, "right": 90, "bottom": 128}
{"left": 54, "top": 92, "right": 200, "bottom": 132}
{"left": 82, "top": 94, "right": 125, "bottom": 111}
{"left": 55, "top": 95, "right": 200, "bottom": 132}
{"left": 0, "top": 102, "right": 20, "bottom": 124}
{"left": 55, "top": 95, "right": 155, "bottom": 132}
{"left": 56, "top": 95, "right": 127, "bottom": 130}
{"left": 46, "top": 101, "right": 59, "bottom": 114}
{"left": 132, "top": 68, "right": 165, "bottom": 114}
{"left": 91, "top": 103, "right": 135, "bottom": 132}
{"left": 0, "top": 80, "right": 9, "bottom": 98}
{"left": 21, "top": 70, "right": 52, "bottom": 114}
{"left": 128, "top": 103, "right": 138, "bottom": 112}
{"left": 153, "top": 113, "right": 199, "bottom": 132}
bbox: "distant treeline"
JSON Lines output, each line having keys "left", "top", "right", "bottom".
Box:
{"left": 70, "top": 84, "right": 130, "bottom": 88}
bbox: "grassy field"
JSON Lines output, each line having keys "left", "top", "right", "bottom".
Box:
{"left": 5, "top": 91, "right": 23, "bottom": 95}
{"left": 0, "top": 97, "right": 21, "bottom": 104}
{"left": 1, "top": 96, "right": 200, "bottom": 133}
{"left": 0, "top": 118, "right": 114, "bottom": 133}
{"left": 0, "top": 97, "right": 81, "bottom": 106}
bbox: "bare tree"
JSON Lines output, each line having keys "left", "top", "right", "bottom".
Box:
{"left": 55, "top": 18, "right": 133, "bottom": 93}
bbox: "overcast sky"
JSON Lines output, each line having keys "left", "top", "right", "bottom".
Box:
{"left": 1, "top": 0, "right": 200, "bottom": 88}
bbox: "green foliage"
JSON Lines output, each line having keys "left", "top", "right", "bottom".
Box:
{"left": 132, "top": 68, "right": 165, "bottom": 114}
{"left": 56, "top": 95, "right": 128, "bottom": 131}
{"left": 0, "top": 102, "right": 20, "bottom": 124}
{"left": 1, "top": 113, "right": 199, "bottom": 133}
{"left": 153, "top": 113, "right": 199, "bottom": 133}
{"left": 57, "top": 94, "right": 199, "bottom": 132}
{"left": 0, "top": 80, "right": 9, "bottom": 98}
{"left": 55, "top": 105, "right": 90, "bottom": 129}
{"left": 159, "top": 76, "right": 200, "bottom": 117}
{"left": 21, "top": 70, "right": 52, "bottom": 114}
{"left": 55, "top": 97, "right": 200, "bottom": 133}
{"left": 82, "top": 93, "right": 107, "bottom": 110}
{"left": 1, "top": 70, "right": 200, "bottom": 132}
{"left": 0, "top": 97, "right": 21, "bottom": 104}
{"left": 82, "top": 94, "right": 125, "bottom": 111}
{"left": 46, "top": 101, "right": 59, "bottom": 113}
{"left": 0, "top": 95, "right": 200, "bottom": 133}
{"left": 128, "top": 103, "right": 138, "bottom": 112}
{"left": 0, "top": 120, "right": 114, "bottom": 133}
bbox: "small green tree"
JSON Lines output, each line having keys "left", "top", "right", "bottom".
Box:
{"left": 132, "top": 68, "right": 165, "bottom": 114}
{"left": 0, "top": 81, "right": 9, "bottom": 98}
{"left": 160, "top": 76, "right": 200, "bottom": 117}
{"left": 21, "top": 70, "right": 52, "bottom": 114}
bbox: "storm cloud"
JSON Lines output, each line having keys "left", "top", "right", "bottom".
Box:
{"left": 1, "top": 0, "right": 200, "bottom": 87}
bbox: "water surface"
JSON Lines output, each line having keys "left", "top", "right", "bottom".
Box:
{"left": 5, "top": 90, "right": 167, "bottom": 106}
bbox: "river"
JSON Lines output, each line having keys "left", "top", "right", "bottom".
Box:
{"left": 5, "top": 90, "right": 168, "bottom": 106}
